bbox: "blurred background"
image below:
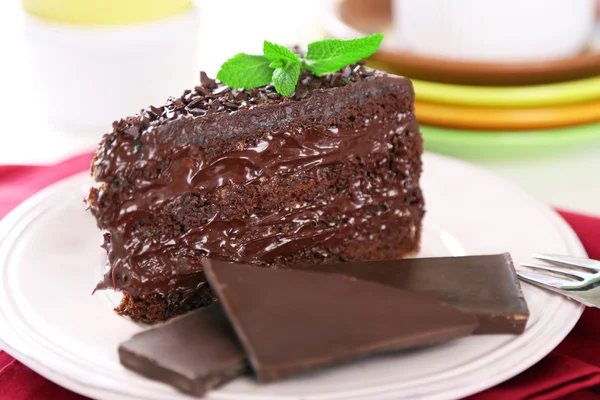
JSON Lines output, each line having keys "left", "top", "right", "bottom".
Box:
{"left": 0, "top": 0, "right": 599, "bottom": 215}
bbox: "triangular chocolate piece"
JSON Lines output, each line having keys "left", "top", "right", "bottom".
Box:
{"left": 119, "top": 304, "right": 246, "bottom": 395}
{"left": 203, "top": 259, "right": 478, "bottom": 382}
{"left": 300, "top": 253, "right": 530, "bottom": 334}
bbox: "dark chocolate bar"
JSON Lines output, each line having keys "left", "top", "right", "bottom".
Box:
{"left": 118, "top": 303, "right": 246, "bottom": 395}
{"left": 303, "top": 253, "right": 529, "bottom": 334}
{"left": 203, "top": 259, "right": 478, "bottom": 383}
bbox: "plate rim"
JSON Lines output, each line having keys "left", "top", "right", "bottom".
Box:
{"left": 410, "top": 77, "right": 600, "bottom": 108}
{"left": 419, "top": 123, "right": 600, "bottom": 160}
{"left": 0, "top": 153, "right": 586, "bottom": 400}
{"left": 415, "top": 98, "right": 600, "bottom": 130}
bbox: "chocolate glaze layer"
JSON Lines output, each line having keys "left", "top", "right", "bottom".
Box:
{"left": 88, "top": 68, "right": 422, "bottom": 299}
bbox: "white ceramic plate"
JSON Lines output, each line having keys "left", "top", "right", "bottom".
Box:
{"left": 0, "top": 153, "right": 585, "bottom": 400}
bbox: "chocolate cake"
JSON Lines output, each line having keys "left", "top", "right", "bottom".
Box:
{"left": 87, "top": 64, "right": 424, "bottom": 323}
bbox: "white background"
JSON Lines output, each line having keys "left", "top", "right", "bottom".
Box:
{"left": 0, "top": 0, "right": 599, "bottom": 216}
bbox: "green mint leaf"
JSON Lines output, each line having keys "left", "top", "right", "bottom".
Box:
{"left": 263, "top": 40, "right": 301, "bottom": 64}
{"left": 216, "top": 34, "right": 382, "bottom": 96}
{"left": 272, "top": 63, "right": 301, "bottom": 96}
{"left": 304, "top": 33, "right": 384, "bottom": 76}
{"left": 216, "top": 53, "right": 273, "bottom": 89}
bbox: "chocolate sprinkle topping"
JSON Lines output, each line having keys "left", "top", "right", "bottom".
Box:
{"left": 112, "top": 62, "right": 378, "bottom": 139}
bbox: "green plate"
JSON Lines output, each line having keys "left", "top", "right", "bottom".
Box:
{"left": 412, "top": 76, "right": 600, "bottom": 108}
{"left": 421, "top": 122, "right": 600, "bottom": 160}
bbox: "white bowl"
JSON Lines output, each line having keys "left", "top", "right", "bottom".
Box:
{"left": 392, "top": 0, "right": 598, "bottom": 62}
{"left": 22, "top": 7, "right": 199, "bottom": 133}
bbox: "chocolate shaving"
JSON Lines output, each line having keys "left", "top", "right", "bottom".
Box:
{"left": 200, "top": 71, "right": 218, "bottom": 89}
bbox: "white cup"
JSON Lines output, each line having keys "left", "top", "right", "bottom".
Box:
{"left": 22, "top": 7, "right": 199, "bottom": 133}
{"left": 392, "top": 0, "right": 598, "bottom": 62}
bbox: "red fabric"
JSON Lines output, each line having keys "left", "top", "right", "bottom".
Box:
{"left": 0, "top": 153, "right": 94, "bottom": 221}
{"left": 0, "top": 154, "right": 600, "bottom": 400}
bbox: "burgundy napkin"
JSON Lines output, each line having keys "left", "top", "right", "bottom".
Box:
{"left": 0, "top": 154, "right": 599, "bottom": 400}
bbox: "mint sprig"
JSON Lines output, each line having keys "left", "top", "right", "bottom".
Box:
{"left": 216, "top": 54, "right": 273, "bottom": 89}
{"left": 216, "top": 33, "right": 384, "bottom": 96}
{"left": 303, "top": 33, "right": 383, "bottom": 76}
{"left": 263, "top": 41, "right": 301, "bottom": 66}
{"left": 273, "top": 62, "right": 301, "bottom": 96}
{"left": 263, "top": 41, "right": 302, "bottom": 96}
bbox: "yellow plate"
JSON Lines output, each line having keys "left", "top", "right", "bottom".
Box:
{"left": 415, "top": 99, "right": 600, "bottom": 130}
{"left": 22, "top": 0, "right": 192, "bottom": 25}
{"left": 412, "top": 75, "right": 600, "bottom": 108}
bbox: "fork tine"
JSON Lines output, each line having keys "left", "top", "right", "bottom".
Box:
{"left": 517, "top": 270, "right": 577, "bottom": 290}
{"left": 521, "top": 262, "right": 589, "bottom": 281}
{"left": 533, "top": 254, "right": 600, "bottom": 273}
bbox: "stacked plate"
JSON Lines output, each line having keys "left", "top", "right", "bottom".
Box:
{"left": 324, "top": 0, "right": 600, "bottom": 159}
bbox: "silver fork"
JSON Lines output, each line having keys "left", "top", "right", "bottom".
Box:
{"left": 517, "top": 254, "right": 600, "bottom": 309}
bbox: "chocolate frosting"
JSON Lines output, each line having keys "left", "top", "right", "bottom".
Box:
{"left": 88, "top": 66, "right": 420, "bottom": 298}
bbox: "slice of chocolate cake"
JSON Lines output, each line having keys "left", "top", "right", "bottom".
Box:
{"left": 87, "top": 65, "right": 424, "bottom": 323}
